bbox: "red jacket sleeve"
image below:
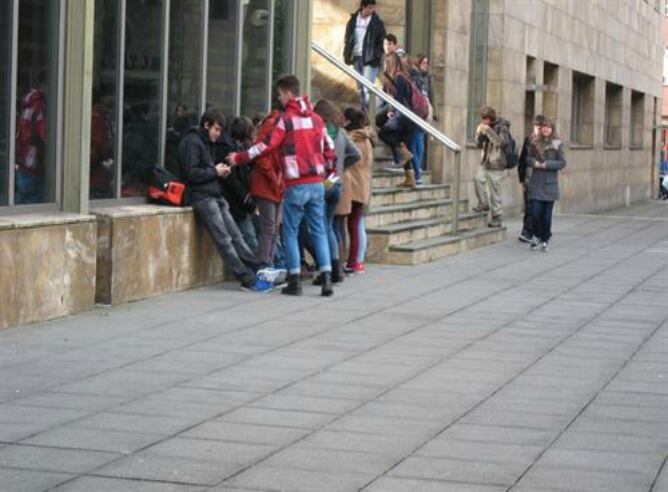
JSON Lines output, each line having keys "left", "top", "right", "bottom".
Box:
{"left": 231, "top": 116, "right": 286, "bottom": 165}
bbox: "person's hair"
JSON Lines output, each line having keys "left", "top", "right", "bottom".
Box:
{"left": 314, "top": 99, "right": 345, "bottom": 128}
{"left": 276, "top": 75, "right": 300, "bottom": 96}
{"left": 385, "top": 33, "right": 398, "bottom": 45}
{"left": 533, "top": 114, "right": 547, "bottom": 126}
{"left": 415, "top": 54, "right": 428, "bottom": 69}
{"left": 344, "top": 107, "right": 369, "bottom": 131}
{"left": 480, "top": 106, "right": 497, "bottom": 120}
{"left": 252, "top": 113, "right": 266, "bottom": 127}
{"left": 360, "top": 0, "right": 376, "bottom": 7}
{"left": 384, "top": 52, "right": 407, "bottom": 79}
{"left": 199, "top": 108, "right": 226, "bottom": 129}
{"left": 230, "top": 116, "right": 255, "bottom": 143}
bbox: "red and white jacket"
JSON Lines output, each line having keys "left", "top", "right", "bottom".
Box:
{"left": 230, "top": 96, "right": 336, "bottom": 187}
{"left": 15, "top": 88, "right": 46, "bottom": 175}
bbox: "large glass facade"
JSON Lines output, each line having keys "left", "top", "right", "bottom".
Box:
{"left": 240, "top": 0, "right": 271, "bottom": 117}
{"left": 272, "top": 0, "right": 294, "bottom": 86}
{"left": 166, "top": 0, "right": 203, "bottom": 175}
{"left": 15, "top": 0, "right": 61, "bottom": 205}
{"left": 207, "top": 0, "right": 239, "bottom": 118}
{"left": 0, "top": 0, "right": 11, "bottom": 206}
{"left": 90, "top": 0, "right": 119, "bottom": 199}
{"left": 121, "top": 0, "right": 165, "bottom": 197}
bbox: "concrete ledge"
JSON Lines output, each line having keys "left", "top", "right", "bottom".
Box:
{"left": 0, "top": 214, "right": 97, "bottom": 329}
{"left": 92, "top": 205, "right": 224, "bottom": 306}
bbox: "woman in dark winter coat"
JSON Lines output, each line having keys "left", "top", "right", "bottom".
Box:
{"left": 526, "top": 119, "right": 567, "bottom": 252}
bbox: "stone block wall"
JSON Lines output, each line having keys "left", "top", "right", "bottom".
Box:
{"left": 0, "top": 215, "right": 97, "bottom": 329}
{"left": 93, "top": 206, "right": 224, "bottom": 306}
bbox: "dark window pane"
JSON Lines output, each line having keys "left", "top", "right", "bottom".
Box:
{"left": 0, "top": 0, "right": 11, "bottom": 205}
{"left": 15, "top": 0, "right": 61, "bottom": 205}
{"left": 272, "top": 0, "right": 293, "bottom": 87}
{"left": 207, "top": 0, "right": 238, "bottom": 117}
{"left": 121, "top": 0, "right": 164, "bottom": 197}
{"left": 241, "top": 0, "right": 271, "bottom": 117}
{"left": 90, "top": 0, "right": 119, "bottom": 200}
{"left": 165, "top": 0, "right": 202, "bottom": 176}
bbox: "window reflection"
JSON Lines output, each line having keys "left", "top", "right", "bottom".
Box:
{"left": 0, "top": 0, "right": 11, "bottom": 205}
{"left": 207, "top": 0, "right": 238, "bottom": 117}
{"left": 241, "top": 0, "right": 271, "bottom": 118}
{"left": 165, "top": 0, "right": 202, "bottom": 176}
{"left": 15, "top": 0, "right": 60, "bottom": 205}
{"left": 90, "top": 0, "right": 119, "bottom": 200}
{"left": 121, "top": 0, "right": 164, "bottom": 197}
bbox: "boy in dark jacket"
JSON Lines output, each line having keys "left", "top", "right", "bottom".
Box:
{"left": 179, "top": 109, "right": 281, "bottom": 292}
{"left": 343, "top": 0, "right": 386, "bottom": 108}
{"left": 227, "top": 75, "right": 336, "bottom": 297}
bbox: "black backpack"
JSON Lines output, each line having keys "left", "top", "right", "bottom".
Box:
{"left": 504, "top": 130, "right": 519, "bottom": 169}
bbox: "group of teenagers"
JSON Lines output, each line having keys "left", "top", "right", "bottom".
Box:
{"left": 178, "top": 75, "right": 374, "bottom": 296}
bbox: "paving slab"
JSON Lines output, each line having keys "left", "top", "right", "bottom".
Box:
{"left": 1, "top": 203, "right": 668, "bottom": 491}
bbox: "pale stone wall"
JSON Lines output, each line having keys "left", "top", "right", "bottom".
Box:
{"left": 480, "top": 0, "right": 664, "bottom": 214}
{"left": 0, "top": 216, "right": 97, "bottom": 329}
{"left": 311, "top": 0, "right": 406, "bottom": 103}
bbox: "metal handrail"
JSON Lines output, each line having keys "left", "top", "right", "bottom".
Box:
{"left": 310, "top": 41, "right": 463, "bottom": 234}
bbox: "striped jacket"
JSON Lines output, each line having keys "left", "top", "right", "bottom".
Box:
{"left": 230, "top": 96, "right": 336, "bottom": 187}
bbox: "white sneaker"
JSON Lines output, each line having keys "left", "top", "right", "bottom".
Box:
{"left": 540, "top": 242, "right": 549, "bottom": 252}
{"left": 529, "top": 238, "right": 540, "bottom": 250}
{"left": 256, "top": 268, "right": 288, "bottom": 286}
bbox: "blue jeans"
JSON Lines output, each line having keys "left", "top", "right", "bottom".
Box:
{"left": 530, "top": 199, "right": 555, "bottom": 243}
{"left": 15, "top": 172, "right": 44, "bottom": 204}
{"left": 353, "top": 56, "right": 380, "bottom": 109}
{"left": 408, "top": 127, "right": 425, "bottom": 181}
{"left": 325, "top": 182, "right": 341, "bottom": 261}
{"left": 283, "top": 183, "right": 331, "bottom": 275}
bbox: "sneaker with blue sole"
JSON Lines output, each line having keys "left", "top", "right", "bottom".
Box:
{"left": 241, "top": 278, "right": 273, "bottom": 293}
{"left": 256, "top": 268, "right": 288, "bottom": 286}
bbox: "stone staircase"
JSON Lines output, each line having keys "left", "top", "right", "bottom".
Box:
{"left": 364, "top": 148, "right": 507, "bottom": 265}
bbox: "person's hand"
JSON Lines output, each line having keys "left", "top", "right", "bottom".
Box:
{"left": 225, "top": 154, "right": 237, "bottom": 166}
{"left": 215, "top": 163, "right": 231, "bottom": 177}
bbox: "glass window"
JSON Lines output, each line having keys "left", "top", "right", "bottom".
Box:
{"left": 0, "top": 0, "right": 11, "bottom": 206}
{"left": 207, "top": 0, "right": 239, "bottom": 117}
{"left": 466, "top": 0, "right": 488, "bottom": 141}
{"left": 15, "top": 0, "right": 61, "bottom": 205}
{"left": 631, "top": 91, "right": 645, "bottom": 148}
{"left": 571, "top": 71, "right": 594, "bottom": 146}
{"left": 90, "top": 0, "right": 119, "bottom": 200}
{"left": 121, "top": 0, "right": 165, "bottom": 197}
{"left": 165, "top": 0, "right": 203, "bottom": 176}
{"left": 604, "top": 82, "right": 622, "bottom": 148}
{"left": 240, "top": 0, "right": 271, "bottom": 118}
{"left": 272, "top": 0, "right": 294, "bottom": 86}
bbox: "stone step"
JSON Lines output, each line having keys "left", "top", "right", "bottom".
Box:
{"left": 371, "top": 184, "right": 450, "bottom": 207}
{"left": 365, "top": 198, "right": 468, "bottom": 228}
{"left": 380, "top": 226, "right": 508, "bottom": 265}
{"left": 372, "top": 171, "right": 432, "bottom": 188}
{"left": 365, "top": 212, "right": 487, "bottom": 262}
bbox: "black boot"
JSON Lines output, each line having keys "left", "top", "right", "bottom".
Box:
{"left": 281, "top": 274, "right": 303, "bottom": 296}
{"left": 321, "top": 272, "right": 334, "bottom": 297}
{"left": 331, "top": 259, "right": 344, "bottom": 283}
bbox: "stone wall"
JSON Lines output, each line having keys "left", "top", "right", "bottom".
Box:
{"left": 93, "top": 206, "right": 225, "bottom": 306}
{"left": 0, "top": 215, "right": 97, "bottom": 329}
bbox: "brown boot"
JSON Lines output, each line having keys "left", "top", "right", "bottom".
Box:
{"left": 397, "top": 169, "right": 417, "bottom": 189}
{"left": 397, "top": 143, "right": 413, "bottom": 166}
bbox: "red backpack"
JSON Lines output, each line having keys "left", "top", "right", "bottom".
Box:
{"left": 397, "top": 73, "right": 430, "bottom": 120}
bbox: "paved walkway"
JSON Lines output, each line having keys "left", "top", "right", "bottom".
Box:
{"left": 1, "top": 201, "right": 668, "bottom": 492}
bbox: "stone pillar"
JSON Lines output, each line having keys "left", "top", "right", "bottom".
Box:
{"left": 62, "top": 0, "right": 95, "bottom": 214}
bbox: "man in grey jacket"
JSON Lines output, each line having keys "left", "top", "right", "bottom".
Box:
{"left": 474, "top": 106, "right": 511, "bottom": 228}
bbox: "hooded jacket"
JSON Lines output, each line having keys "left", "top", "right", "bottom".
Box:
{"left": 343, "top": 11, "right": 386, "bottom": 67}
{"left": 249, "top": 110, "right": 284, "bottom": 203}
{"left": 476, "top": 117, "right": 511, "bottom": 171}
{"left": 178, "top": 126, "right": 221, "bottom": 205}
{"left": 230, "top": 96, "right": 336, "bottom": 188}
{"left": 215, "top": 132, "right": 255, "bottom": 222}
{"left": 348, "top": 127, "right": 374, "bottom": 206}
{"left": 527, "top": 137, "right": 567, "bottom": 201}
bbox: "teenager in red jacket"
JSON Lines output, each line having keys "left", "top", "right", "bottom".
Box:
{"left": 227, "top": 75, "right": 336, "bottom": 297}
{"left": 251, "top": 109, "right": 285, "bottom": 268}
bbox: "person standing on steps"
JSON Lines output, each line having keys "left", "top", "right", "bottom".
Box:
{"left": 344, "top": 0, "right": 386, "bottom": 109}
{"left": 474, "top": 106, "right": 511, "bottom": 228}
